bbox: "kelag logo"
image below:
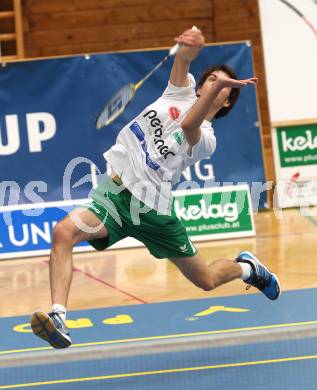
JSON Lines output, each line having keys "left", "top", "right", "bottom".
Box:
{"left": 173, "top": 186, "right": 254, "bottom": 238}
{"left": 277, "top": 124, "right": 317, "bottom": 167}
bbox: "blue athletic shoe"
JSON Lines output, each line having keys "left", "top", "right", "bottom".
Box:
{"left": 31, "top": 311, "right": 72, "bottom": 349}
{"left": 236, "top": 251, "right": 281, "bottom": 300}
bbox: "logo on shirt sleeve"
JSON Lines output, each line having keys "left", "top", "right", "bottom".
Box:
{"left": 168, "top": 106, "right": 181, "bottom": 121}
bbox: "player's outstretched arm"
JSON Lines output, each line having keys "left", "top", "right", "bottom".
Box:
{"left": 181, "top": 75, "right": 258, "bottom": 147}
{"left": 169, "top": 27, "right": 205, "bottom": 88}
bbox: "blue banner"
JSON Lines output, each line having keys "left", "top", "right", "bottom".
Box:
{"left": 0, "top": 203, "right": 89, "bottom": 258}
{"left": 0, "top": 42, "right": 265, "bottom": 258}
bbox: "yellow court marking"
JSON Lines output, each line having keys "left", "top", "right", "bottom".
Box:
{"left": 1, "top": 319, "right": 317, "bottom": 356}
{"left": 193, "top": 306, "right": 249, "bottom": 317}
{"left": 1, "top": 354, "right": 317, "bottom": 389}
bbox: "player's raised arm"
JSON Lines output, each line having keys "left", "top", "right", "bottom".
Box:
{"left": 181, "top": 72, "right": 258, "bottom": 148}
{"left": 169, "top": 27, "right": 205, "bottom": 87}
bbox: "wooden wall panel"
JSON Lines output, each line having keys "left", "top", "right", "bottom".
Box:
{"left": 26, "top": 2, "right": 212, "bottom": 31}
{"left": 0, "top": 0, "right": 13, "bottom": 11}
{"left": 22, "top": 0, "right": 214, "bottom": 57}
{"left": 0, "top": 40, "right": 16, "bottom": 56}
{"left": 0, "top": 0, "right": 14, "bottom": 56}
{"left": 19, "top": 0, "right": 274, "bottom": 192}
{"left": 24, "top": 0, "right": 183, "bottom": 13}
{"left": 25, "top": 20, "right": 213, "bottom": 49}
{"left": 0, "top": 17, "right": 15, "bottom": 34}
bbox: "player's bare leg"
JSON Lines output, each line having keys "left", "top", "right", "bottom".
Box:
{"left": 31, "top": 208, "right": 108, "bottom": 349}
{"left": 170, "top": 251, "right": 281, "bottom": 298}
{"left": 170, "top": 253, "right": 241, "bottom": 291}
{"left": 49, "top": 208, "right": 108, "bottom": 306}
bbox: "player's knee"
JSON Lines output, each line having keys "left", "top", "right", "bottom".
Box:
{"left": 52, "top": 220, "right": 76, "bottom": 247}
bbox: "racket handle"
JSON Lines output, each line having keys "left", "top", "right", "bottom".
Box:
{"left": 169, "top": 43, "right": 181, "bottom": 56}
{"left": 168, "top": 25, "right": 199, "bottom": 56}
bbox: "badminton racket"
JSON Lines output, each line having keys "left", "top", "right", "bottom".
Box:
{"left": 96, "top": 27, "right": 198, "bottom": 129}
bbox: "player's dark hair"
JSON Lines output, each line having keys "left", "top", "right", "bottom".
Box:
{"left": 197, "top": 65, "right": 240, "bottom": 119}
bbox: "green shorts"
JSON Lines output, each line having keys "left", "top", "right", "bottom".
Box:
{"left": 84, "top": 177, "right": 196, "bottom": 259}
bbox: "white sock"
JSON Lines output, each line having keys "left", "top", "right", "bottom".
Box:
{"left": 52, "top": 304, "right": 67, "bottom": 321}
{"left": 239, "top": 263, "right": 252, "bottom": 281}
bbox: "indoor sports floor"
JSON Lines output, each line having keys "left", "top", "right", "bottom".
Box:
{"left": 0, "top": 207, "right": 317, "bottom": 389}
{"left": 2, "top": 338, "right": 317, "bottom": 389}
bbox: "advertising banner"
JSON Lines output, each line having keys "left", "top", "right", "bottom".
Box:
{"left": 0, "top": 185, "right": 254, "bottom": 259}
{"left": 271, "top": 120, "right": 317, "bottom": 207}
{"left": 173, "top": 185, "right": 255, "bottom": 241}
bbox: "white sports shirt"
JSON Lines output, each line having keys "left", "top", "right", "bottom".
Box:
{"left": 104, "top": 73, "right": 216, "bottom": 214}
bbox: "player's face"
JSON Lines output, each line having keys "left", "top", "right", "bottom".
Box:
{"left": 198, "top": 70, "right": 231, "bottom": 110}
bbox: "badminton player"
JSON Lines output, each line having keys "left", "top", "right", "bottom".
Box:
{"left": 31, "top": 27, "right": 280, "bottom": 349}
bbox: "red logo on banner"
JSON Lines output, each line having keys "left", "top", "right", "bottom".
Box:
{"left": 168, "top": 106, "right": 181, "bottom": 121}
{"left": 287, "top": 171, "right": 300, "bottom": 197}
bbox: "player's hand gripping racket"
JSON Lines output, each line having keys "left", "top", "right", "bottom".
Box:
{"left": 96, "top": 27, "right": 198, "bottom": 129}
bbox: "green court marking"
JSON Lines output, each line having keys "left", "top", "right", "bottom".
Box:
{"left": 1, "top": 320, "right": 317, "bottom": 356}
{"left": 1, "top": 353, "right": 317, "bottom": 389}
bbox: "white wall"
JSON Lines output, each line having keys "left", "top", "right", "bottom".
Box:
{"left": 259, "top": 0, "right": 317, "bottom": 122}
